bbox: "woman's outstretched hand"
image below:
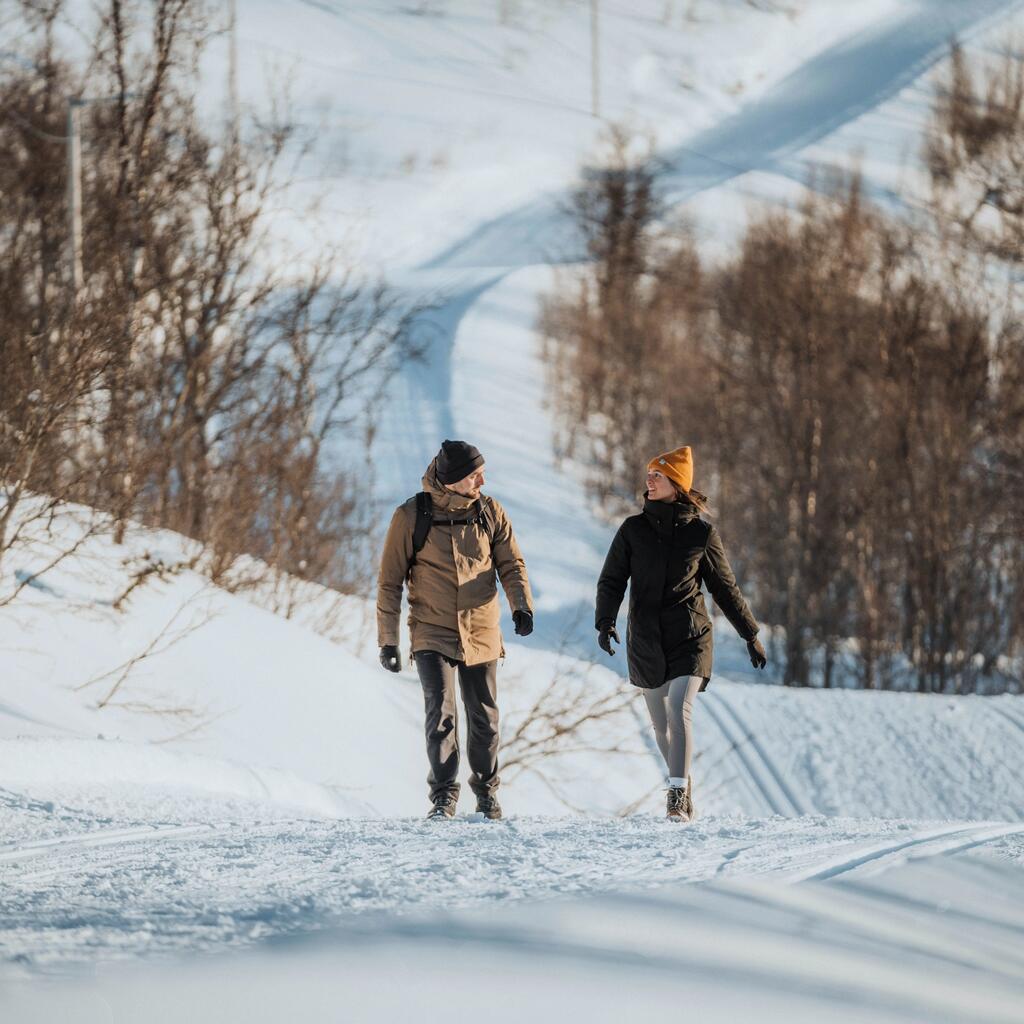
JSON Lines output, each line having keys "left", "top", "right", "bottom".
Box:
{"left": 747, "top": 637, "right": 767, "bottom": 669}
{"left": 598, "top": 622, "right": 620, "bottom": 656}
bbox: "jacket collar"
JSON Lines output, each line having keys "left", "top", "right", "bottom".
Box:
{"left": 642, "top": 497, "right": 700, "bottom": 534}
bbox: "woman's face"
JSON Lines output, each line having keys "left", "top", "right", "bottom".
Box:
{"left": 646, "top": 469, "right": 676, "bottom": 503}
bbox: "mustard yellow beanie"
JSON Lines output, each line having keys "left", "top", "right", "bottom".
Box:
{"left": 648, "top": 445, "right": 694, "bottom": 493}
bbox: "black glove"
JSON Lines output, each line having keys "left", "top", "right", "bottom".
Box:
{"left": 513, "top": 609, "right": 534, "bottom": 637}
{"left": 379, "top": 645, "right": 401, "bottom": 673}
{"left": 747, "top": 637, "right": 767, "bottom": 670}
{"left": 597, "top": 622, "right": 620, "bottom": 656}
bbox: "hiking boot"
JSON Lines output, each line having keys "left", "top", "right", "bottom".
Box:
{"left": 476, "top": 795, "right": 502, "bottom": 821}
{"left": 426, "top": 795, "right": 457, "bottom": 820}
{"left": 666, "top": 780, "right": 694, "bottom": 822}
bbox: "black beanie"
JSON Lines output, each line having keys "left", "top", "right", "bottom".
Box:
{"left": 436, "top": 439, "right": 484, "bottom": 485}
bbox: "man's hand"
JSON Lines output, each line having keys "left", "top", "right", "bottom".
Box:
{"left": 747, "top": 637, "right": 767, "bottom": 670}
{"left": 513, "top": 609, "right": 534, "bottom": 637}
{"left": 379, "top": 645, "right": 401, "bottom": 673}
{"left": 597, "top": 622, "right": 620, "bottom": 657}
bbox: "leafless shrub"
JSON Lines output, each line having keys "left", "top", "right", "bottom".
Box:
{"left": 500, "top": 635, "right": 644, "bottom": 810}
{"left": 0, "top": 0, "right": 418, "bottom": 615}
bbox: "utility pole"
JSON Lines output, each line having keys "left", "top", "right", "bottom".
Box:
{"left": 66, "top": 98, "right": 83, "bottom": 296}
{"left": 590, "top": 0, "right": 600, "bottom": 119}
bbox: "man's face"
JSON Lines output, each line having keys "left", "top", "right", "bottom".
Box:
{"left": 446, "top": 465, "right": 486, "bottom": 498}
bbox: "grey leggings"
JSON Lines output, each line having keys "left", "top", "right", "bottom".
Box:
{"left": 643, "top": 675, "right": 702, "bottom": 779}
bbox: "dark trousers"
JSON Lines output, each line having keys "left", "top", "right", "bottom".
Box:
{"left": 414, "top": 650, "right": 499, "bottom": 802}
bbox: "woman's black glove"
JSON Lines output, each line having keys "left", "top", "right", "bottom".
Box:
{"left": 513, "top": 610, "right": 534, "bottom": 636}
{"left": 379, "top": 645, "right": 402, "bottom": 673}
{"left": 597, "top": 621, "right": 620, "bottom": 656}
{"left": 747, "top": 637, "right": 767, "bottom": 670}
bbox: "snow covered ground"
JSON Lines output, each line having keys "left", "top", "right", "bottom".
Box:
{"left": 4, "top": 791, "right": 1024, "bottom": 1020}
{"left": 5, "top": 1, "right": 1024, "bottom": 1020}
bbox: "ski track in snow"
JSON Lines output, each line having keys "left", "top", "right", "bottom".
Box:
{"left": 793, "top": 823, "right": 1024, "bottom": 882}
{"left": 0, "top": 823, "right": 224, "bottom": 867}
{"left": 701, "top": 689, "right": 807, "bottom": 817}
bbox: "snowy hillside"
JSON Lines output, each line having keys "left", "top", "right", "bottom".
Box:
{"left": 3, "top": 503, "right": 1023, "bottom": 823}
{"left": 5, "top": 1, "right": 1024, "bottom": 1019}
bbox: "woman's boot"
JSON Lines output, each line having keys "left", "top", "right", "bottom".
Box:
{"left": 666, "top": 786, "right": 688, "bottom": 821}
{"left": 666, "top": 778, "right": 695, "bottom": 822}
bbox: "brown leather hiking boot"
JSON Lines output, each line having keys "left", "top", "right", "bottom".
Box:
{"left": 427, "top": 794, "right": 457, "bottom": 820}
{"left": 666, "top": 779, "right": 694, "bottom": 822}
{"left": 476, "top": 795, "right": 502, "bottom": 821}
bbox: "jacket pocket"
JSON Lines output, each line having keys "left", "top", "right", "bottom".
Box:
{"left": 686, "top": 593, "right": 711, "bottom": 637}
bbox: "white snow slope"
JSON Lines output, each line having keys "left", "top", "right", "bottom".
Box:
{"left": 4, "top": 2, "right": 1024, "bottom": 1021}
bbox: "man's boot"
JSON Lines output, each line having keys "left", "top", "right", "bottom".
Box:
{"left": 476, "top": 794, "right": 502, "bottom": 821}
{"left": 427, "top": 794, "right": 457, "bottom": 820}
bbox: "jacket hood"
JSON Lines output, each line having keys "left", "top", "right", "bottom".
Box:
{"left": 422, "top": 457, "right": 477, "bottom": 513}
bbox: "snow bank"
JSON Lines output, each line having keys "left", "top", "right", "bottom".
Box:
{"left": 0, "top": 738, "right": 360, "bottom": 818}
{"left": 7, "top": 852, "right": 1024, "bottom": 1022}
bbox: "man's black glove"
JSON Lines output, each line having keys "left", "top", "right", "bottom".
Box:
{"left": 513, "top": 609, "right": 534, "bottom": 637}
{"left": 379, "top": 645, "right": 401, "bottom": 673}
{"left": 747, "top": 637, "right": 767, "bottom": 670}
{"left": 597, "top": 621, "right": 620, "bottom": 656}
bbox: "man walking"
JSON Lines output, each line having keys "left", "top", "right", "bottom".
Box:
{"left": 377, "top": 440, "right": 534, "bottom": 820}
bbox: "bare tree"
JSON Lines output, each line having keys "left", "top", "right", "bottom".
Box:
{"left": 1, "top": 0, "right": 418, "bottom": 613}
{"left": 540, "top": 125, "right": 705, "bottom": 514}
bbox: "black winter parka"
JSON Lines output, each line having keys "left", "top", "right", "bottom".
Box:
{"left": 595, "top": 499, "right": 759, "bottom": 690}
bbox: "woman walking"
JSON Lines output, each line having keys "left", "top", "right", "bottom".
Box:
{"left": 595, "top": 445, "right": 767, "bottom": 821}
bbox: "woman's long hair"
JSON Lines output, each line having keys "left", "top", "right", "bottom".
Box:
{"left": 674, "top": 484, "right": 712, "bottom": 516}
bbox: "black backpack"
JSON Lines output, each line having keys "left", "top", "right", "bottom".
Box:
{"left": 410, "top": 491, "right": 496, "bottom": 566}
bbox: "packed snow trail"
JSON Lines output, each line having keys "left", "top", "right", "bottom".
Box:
{"left": 3, "top": 784, "right": 1024, "bottom": 971}
{"left": 6, "top": 845, "right": 1024, "bottom": 1023}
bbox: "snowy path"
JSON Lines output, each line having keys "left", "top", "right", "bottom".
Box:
{"left": 3, "top": 786, "right": 1023, "bottom": 971}
{"left": 5, "top": 829, "right": 1024, "bottom": 1023}
{"left": 5, "top": 6, "right": 1024, "bottom": 1016}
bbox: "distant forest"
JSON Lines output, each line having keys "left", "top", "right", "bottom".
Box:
{"left": 540, "top": 48, "right": 1024, "bottom": 694}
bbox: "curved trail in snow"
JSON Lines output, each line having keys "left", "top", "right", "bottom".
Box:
{"left": 421, "top": 0, "right": 1024, "bottom": 273}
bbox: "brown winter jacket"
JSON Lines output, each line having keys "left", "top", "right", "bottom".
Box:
{"left": 376, "top": 458, "right": 533, "bottom": 666}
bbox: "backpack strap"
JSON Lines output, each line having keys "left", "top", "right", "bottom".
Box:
{"left": 477, "top": 495, "right": 497, "bottom": 546}
{"left": 411, "top": 491, "right": 433, "bottom": 561}
{"left": 431, "top": 498, "right": 486, "bottom": 528}
{"left": 408, "top": 494, "right": 497, "bottom": 574}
